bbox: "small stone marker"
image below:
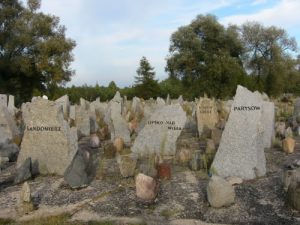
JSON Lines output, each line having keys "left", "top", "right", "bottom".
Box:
{"left": 196, "top": 97, "right": 219, "bottom": 136}
{"left": 136, "top": 173, "right": 158, "bottom": 201}
{"left": 282, "top": 137, "right": 295, "bottom": 154}
{"left": 117, "top": 154, "right": 137, "bottom": 178}
{"left": 158, "top": 163, "right": 171, "bottom": 180}
{"left": 17, "top": 182, "right": 34, "bottom": 215}
{"left": 114, "top": 137, "right": 124, "bottom": 152}
{"left": 90, "top": 134, "right": 100, "bottom": 148}
{"left": 287, "top": 178, "right": 300, "bottom": 211}
{"left": 207, "top": 175, "right": 235, "bottom": 208}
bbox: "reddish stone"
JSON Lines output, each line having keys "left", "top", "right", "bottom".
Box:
{"left": 136, "top": 173, "right": 158, "bottom": 201}
{"left": 158, "top": 163, "right": 171, "bottom": 180}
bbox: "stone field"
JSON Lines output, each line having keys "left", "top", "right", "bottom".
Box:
{"left": 0, "top": 86, "right": 300, "bottom": 225}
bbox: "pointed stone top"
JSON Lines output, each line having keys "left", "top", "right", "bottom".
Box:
{"left": 156, "top": 97, "right": 165, "bottom": 106}
{"left": 166, "top": 94, "right": 171, "bottom": 105}
{"left": 112, "top": 91, "right": 122, "bottom": 103}
{"left": 55, "top": 95, "right": 69, "bottom": 102}
{"left": 178, "top": 95, "right": 183, "bottom": 103}
{"left": 20, "top": 182, "right": 31, "bottom": 203}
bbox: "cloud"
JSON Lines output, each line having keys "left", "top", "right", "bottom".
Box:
{"left": 251, "top": 0, "right": 268, "bottom": 6}
{"left": 222, "top": 0, "right": 300, "bottom": 28}
{"left": 23, "top": 0, "right": 298, "bottom": 87}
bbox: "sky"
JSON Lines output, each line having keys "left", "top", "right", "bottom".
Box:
{"left": 21, "top": 0, "right": 300, "bottom": 87}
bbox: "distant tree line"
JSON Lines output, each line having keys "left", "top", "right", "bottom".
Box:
{"left": 60, "top": 15, "right": 300, "bottom": 103}
{"left": 1, "top": 1, "right": 300, "bottom": 104}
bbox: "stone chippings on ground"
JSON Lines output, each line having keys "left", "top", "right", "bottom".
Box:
{"left": 1, "top": 140, "right": 300, "bottom": 224}
{"left": 1, "top": 92, "right": 300, "bottom": 225}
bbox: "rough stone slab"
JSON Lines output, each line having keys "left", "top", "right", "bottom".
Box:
{"left": 70, "top": 105, "right": 76, "bottom": 121}
{"left": 0, "top": 105, "right": 19, "bottom": 145}
{"left": 196, "top": 97, "right": 219, "bottom": 136}
{"left": 55, "top": 95, "right": 70, "bottom": 120}
{"left": 75, "top": 105, "right": 90, "bottom": 137}
{"left": 7, "top": 95, "right": 15, "bottom": 115}
{"left": 262, "top": 101, "right": 275, "bottom": 148}
{"left": 0, "top": 95, "right": 7, "bottom": 107}
{"left": 156, "top": 97, "right": 165, "bottom": 106}
{"left": 211, "top": 86, "right": 266, "bottom": 180}
{"left": 17, "top": 98, "right": 78, "bottom": 175}
{"left": 105, "top": 92, "right": 130, "bottom": 143}
{"left": 131, "top": 104, "right": 187, "bottom": 156}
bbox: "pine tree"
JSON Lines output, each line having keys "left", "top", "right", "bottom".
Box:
{"left": 134, "top": 57, "right": 160, "bottom": 99}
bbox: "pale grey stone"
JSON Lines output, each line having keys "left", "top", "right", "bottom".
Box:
{"left": 70, "top": 105, "right": 76, "bottom": 121}
{"left": 75, "top": 105, "right": 90, "bottom": 137}
{"left": 0, "top": 142, "right": 19, "bottom": 161}
{"left": 166, "top": 94, "right": 171, "bottom": 105}
{"left": 131, "top": 97, "right": 143, "bottom": 117}
{"left": 55, "top": 95, "right": 70, "bottom": 120}
{"left": 211, "top": 85, "right": 266, "bottom": 180}
{"left": 0, "top": 105, "right": 19, "bottom": 145}
{"left": 112, "top": 91, "right": 122, "bottom": 103}
{"left": 262, "top": 92, "right": 270, "bottom": 101}
{"left": 17, "top": 98, "right": 78, "bottom": 175}
{"left": 14, "top": 158, "right": 31, "bottom": 184}
{"left": 88, "top": 105, "right": 99, "bottom": 133}
{"left": 117, "top": 154, "right": 137, "bottom": 177}
{"left": 80, "top": 98, "right": 87, "bottom": 108}
{"left": 110, "top": 113, "right": 131, "bottom": 144}
{"left": 7, "top": 95, "right": 15, "bottom": 115}
{"left": 131, "top": 104, "right": 187, "bottom": 156}
{"left": 64, "top": 150, "right": 92, "bottom": 189}
{"left": 156, "top": 97, "right": 165, "bottom": 106}
{"left": 105, "top": 92, "right": 130, "bottom": 144}
{"left": 196, "top": 97, "right": 219, "bottom": 136}
{"left": 178, "top": 95, "right": 183, "bottom": 105}
{"left": 262, "top": 101, "right": 275, "bottom": 148}
{"left": 20, "top": 182, "right": 31, "bottom": 203}
{"left": 0, "top": 94, "right": 7, "bottom": 107}
{"left": 207, "top": 175, "right": 235, "bottom": 208}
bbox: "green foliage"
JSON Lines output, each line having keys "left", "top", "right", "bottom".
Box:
{"left": 0, "top": 214, "right": 118, "bottom": 225}
{"left": 0, "top": 0, "right": 75, "bottom": 104}
{"left": 241, "top": 22, "right": 299, "bottom": 97}
{"left": 166, "top": 14, "right": 247, "bottom": 99}
{"left": 159, "top": 77, "right": 184, "bottom": 99}
{"left": 134, "top": 56, "right": 161, "bottom": 99}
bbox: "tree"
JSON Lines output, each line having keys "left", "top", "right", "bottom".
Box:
{"left": 134, "top": 56, "right": 160, "bottom": 99}
{"left": 0, "top": 0, "right": 76, "bottom": 104}
{"left": 241, "top": 22, "right": 298, "bottom": 96}
{"left": 166, "top": 14, "right": 246, "bottom": 99}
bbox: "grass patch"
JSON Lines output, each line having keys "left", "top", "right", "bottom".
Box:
{"left": 160, "top": 208, "right": 181, "bottom": 219}
{"left": 0, "top": 214, "right": 120, "bottom": 225}
{"left": 0, "top": 218, "right": 14, "bottom": 225}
